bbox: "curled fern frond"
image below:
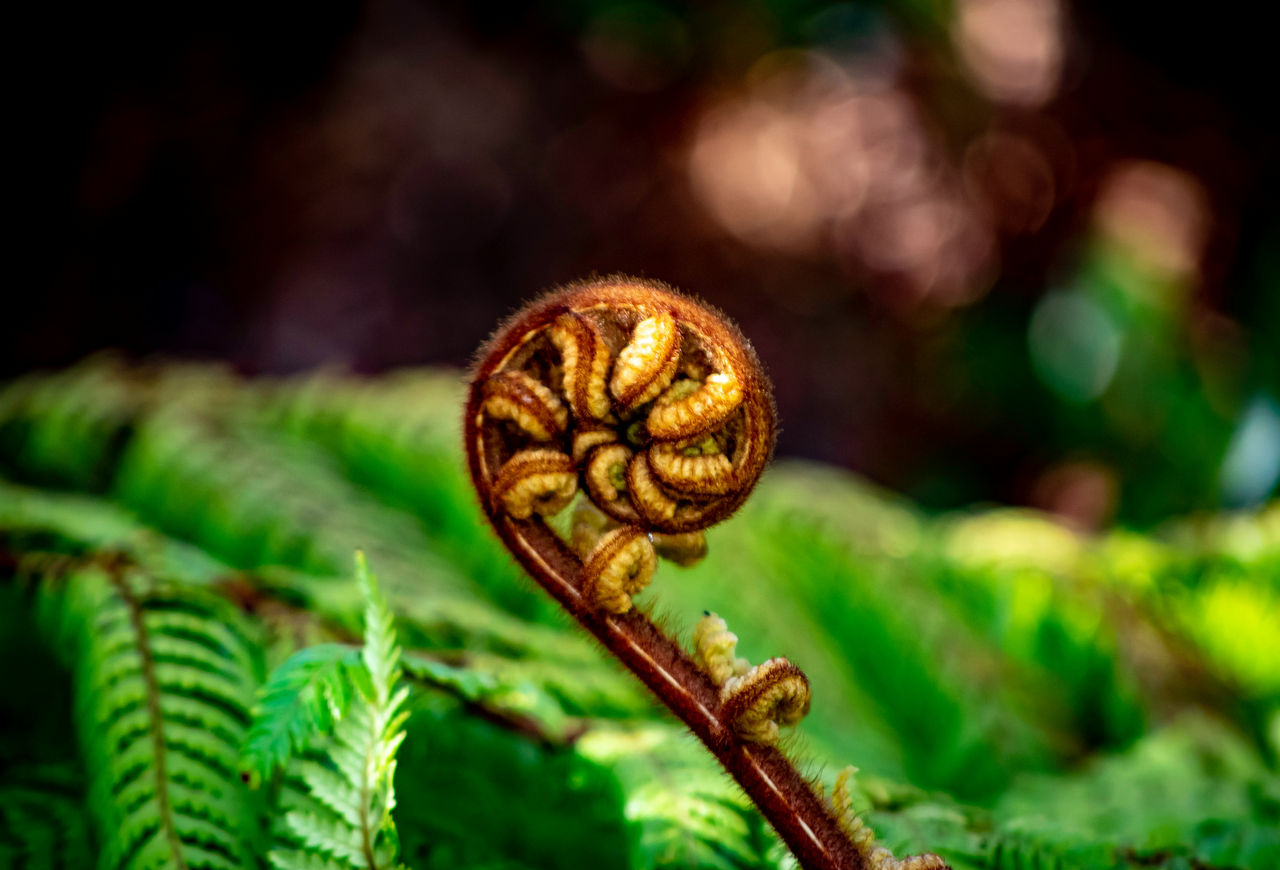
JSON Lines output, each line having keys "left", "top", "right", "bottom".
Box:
{"left": 693, "top": 612, "right": 810, "bottom": 746}
{"left": 464, "top": 277, "right": 864, "bottom": 870}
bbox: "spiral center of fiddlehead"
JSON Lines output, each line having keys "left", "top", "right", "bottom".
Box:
{"left": 467, "top": 277, "right": 776, "bottom": 615}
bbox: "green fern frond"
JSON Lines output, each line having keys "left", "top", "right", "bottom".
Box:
{"left": 49, "top": 563, "right": 267, "bottom": 870}
{"left": 241, "top": 645, "right": 361, "bottom": 785}
{"left": 267, "top": 554, "right": 409, "bottom": 870}
{"left": 109, "top": 410, "right": 480, "bottom": 607}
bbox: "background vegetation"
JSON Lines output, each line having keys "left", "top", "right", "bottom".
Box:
{"left": 1, "top": 359, "right": 1276, "bottom": 868}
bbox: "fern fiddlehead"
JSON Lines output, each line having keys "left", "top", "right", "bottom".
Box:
{"left": 464, "top": 276, "right": 946, "bottom": 870}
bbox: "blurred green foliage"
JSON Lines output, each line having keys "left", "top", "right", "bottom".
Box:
{"left": 1, "top": 358, "right": 1277, "bottom": 869}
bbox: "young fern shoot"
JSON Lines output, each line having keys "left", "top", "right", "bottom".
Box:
{"left": 464, "top": 276, "right": 948, "bottom": 870}
{"left": 248, "top": 552, "right": 410, "bottom": 870}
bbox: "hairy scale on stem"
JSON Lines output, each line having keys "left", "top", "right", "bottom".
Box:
{"left": 831, "top": 768, "right": 948, "bottom": 870}
{"left": 464, "top": 276, "right": 948, "bottom": 870}
{"left": 694, "top": 612, "right": 811, "bottom": 746}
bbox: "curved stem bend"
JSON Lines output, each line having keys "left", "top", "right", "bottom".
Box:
{"left": 491, "top": 515, "right": 864, "bottom": 870}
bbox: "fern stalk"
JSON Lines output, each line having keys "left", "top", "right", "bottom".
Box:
{"left": 496, "top": 519, "right": 862, "bottom": 868}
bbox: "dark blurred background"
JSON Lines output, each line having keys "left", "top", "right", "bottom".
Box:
{"left": 14, "top": 0, "right": 1280, "bottom": 527}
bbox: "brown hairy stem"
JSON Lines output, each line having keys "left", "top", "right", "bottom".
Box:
{"left": 494, "top": 517, "right": 864, "bottom": 870}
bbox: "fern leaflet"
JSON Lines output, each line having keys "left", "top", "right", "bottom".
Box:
{"left": 241, "top": 645, "right": 361, "bottom": 786}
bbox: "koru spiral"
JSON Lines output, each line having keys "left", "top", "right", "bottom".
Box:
{"left": 465, "top": 276, "right": 776, "bottom": 616}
